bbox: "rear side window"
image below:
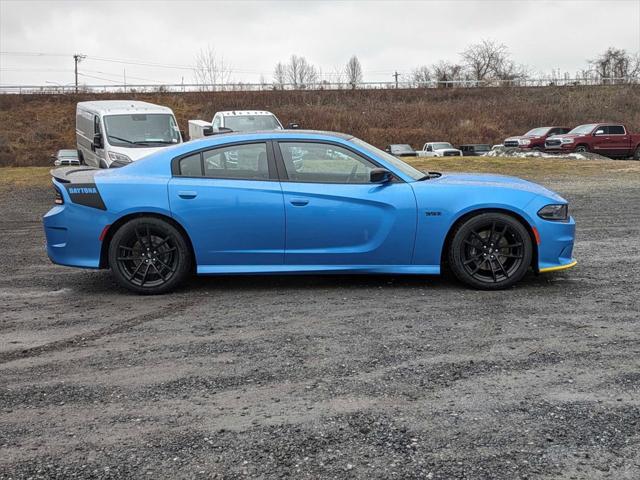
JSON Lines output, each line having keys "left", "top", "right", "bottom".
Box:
{"left": 179, "top": 153, "right": 202, "bottom": 177}
{"left": 202, "top": 143, "right": 269, "bottom": 180}
{"left": 607, "top": 125, "right": 625, "bottom": 135}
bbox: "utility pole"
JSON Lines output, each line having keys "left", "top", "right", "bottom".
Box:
{"left": 73, "top": 54, "right": 86, "bottom": 93}
{"left": 393, "top": 71, "right": 400, "bottom": 89}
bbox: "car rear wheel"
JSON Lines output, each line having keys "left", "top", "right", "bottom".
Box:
{"left": 108, "top": 217, "right": 192, "bottom": 294}
{"left": 574, "top": 145, "right": 589, "bottom": 153}
{"left": 448, "top": 213, "right": 532, "bottom": 290}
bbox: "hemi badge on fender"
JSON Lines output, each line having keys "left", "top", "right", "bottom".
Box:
{"left": 424, "top": 211, "right": 442, "bottom": 216}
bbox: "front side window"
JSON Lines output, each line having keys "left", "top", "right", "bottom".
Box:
{"left": 279, "top": 142, "right": 376, "bottom": 183}
{"left": 104, "top": 114, "right": 181, "bottom": 147}
{"left": 202, "top": 142, "right": 269, "bottom": 180}
{"left": 351, "top": 137, "right": 424, "bottom": 181}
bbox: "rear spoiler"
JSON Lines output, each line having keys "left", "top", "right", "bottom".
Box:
{"left": 50, "top": 166, "right": 99, "bottom": 184}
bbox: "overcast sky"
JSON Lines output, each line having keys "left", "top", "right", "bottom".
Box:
{"left": 1, "top": 0, "right": 639, "bottom": 86}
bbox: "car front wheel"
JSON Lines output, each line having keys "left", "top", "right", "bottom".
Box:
{"left": 108, "top": 217, "right": 192, "bottom": 294}
{"left": 448, "top": 213, "right": 532, "bottom": 290}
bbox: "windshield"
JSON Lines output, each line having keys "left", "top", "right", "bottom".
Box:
{"left": 391, "top": 144, "right": 414, "bottom": 153}
{"left": 224, "top": 115, "right": 282, "bottom": 132}
{"left": 568, "top": 124, "right": 598, "bottom": 135}
{"left": 524, "top": 127, "right": 550, "bottom": 137}
{"left": 104, "top": 114, "right": 181, "bottom": 148}
{"left": 431, "top": 143, "right": 453, "bottom": 150}
{"left": 352, "top": 138, "right": 425, "bottom": 181}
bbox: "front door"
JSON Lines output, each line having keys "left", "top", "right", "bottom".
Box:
{"left": 168, "top": 141, "right": 285, "bottom": 269}
{"left": 275, "top": 141, "right": 417, "bottom": 266}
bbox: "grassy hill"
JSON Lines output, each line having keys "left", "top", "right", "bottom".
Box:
{"left": 1, "top": 85, "right": 639, "bottom": 167}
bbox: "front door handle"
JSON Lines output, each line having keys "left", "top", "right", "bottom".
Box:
{"left": 178, "top": 191, "right": 198, "bottom": 199}
{"left": 290, "top": 198, "right": 309, "bottom": 206}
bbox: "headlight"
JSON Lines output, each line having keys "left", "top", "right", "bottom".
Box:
{"left": 518, "top": 139, "right": 531, "bottom": 146}
{"left": 108, "top": 151, "right": 132, "bottom": 164}
{"left": 538, "top": 204, "right": 568, "bottom": 221}
{"left": 561, "top": 138, "right": 574, "bottom": 144}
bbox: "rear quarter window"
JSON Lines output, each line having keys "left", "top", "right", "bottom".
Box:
{"left": 179, "top": 153, "right": 203, "bottom": 176}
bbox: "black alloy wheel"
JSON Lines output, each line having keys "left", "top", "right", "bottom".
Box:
{"left": 449, "top": 213, "right": 532, "bottom": 290}
{"left": 109, "top": 217, "right": 191, "bottom": 294}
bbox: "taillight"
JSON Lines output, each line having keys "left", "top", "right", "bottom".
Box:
{"left": 54, "top": 186, "right": 64, "bottom": 205}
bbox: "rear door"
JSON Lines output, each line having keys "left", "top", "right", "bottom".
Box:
{"left": 275, "top": 140, "right": 417, "bottom": 266}
{"left": 605, "top": 125, "right": 630, "bottom": 156}
{"left": 168, "top": 141, "right": 285, "bottom": 268}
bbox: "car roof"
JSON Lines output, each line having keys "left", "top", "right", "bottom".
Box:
{"left": 76, "top": 100, "right": 174, "bottom": 115}
{"left": 217, "top": 110, "right": 276, "bottom": 116}
{"left": 207, "top": 129, "right": 354, "bottom": 141}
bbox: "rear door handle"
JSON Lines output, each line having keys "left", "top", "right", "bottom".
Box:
{"left": 290, "top": 198, "right": 309, "bottom": 206}
{"left": 178, "top": 191, "right": 198, "bottom": 199}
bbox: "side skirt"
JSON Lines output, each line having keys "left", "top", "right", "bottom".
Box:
{"left": 196, "top": 265, "right": 441, "bottom": 275}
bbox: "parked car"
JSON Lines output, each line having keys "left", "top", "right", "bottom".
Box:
{"left": 545, "top": 123, "right": 640, "bottom": 159}
{"left": 51, "top": 149, "right": 80, "bottom": 166}
{"left": 459, "top": 144, "right": 492, "bottom": 156}
{"left": 188, "top": 110, "right": 284, "bottom": 140}
{"left": 44, "top": 130, "right": 576, "bottom": 294}
{"left": 76, "top": 100, "right": 183, "bottom": 168}
{"left": 385, "top": 144, "right": 417, "bottom": 157}
{"left": 504, "top": 126, "right": 571, "bottom": 150}
{"left": 417, "top": 142, "right": 462, "bottom": 157}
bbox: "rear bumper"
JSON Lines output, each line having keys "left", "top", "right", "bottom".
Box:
{"left": 43, "top": 182, "right": 111, "bottom": 268}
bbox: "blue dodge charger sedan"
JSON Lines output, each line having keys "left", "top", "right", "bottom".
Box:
{"left": 43, "top": 130, "right": 576, "bottom": 294}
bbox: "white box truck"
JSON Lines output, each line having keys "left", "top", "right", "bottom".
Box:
{"left": 76, "top": 100, "right": 183, "bottom": 168}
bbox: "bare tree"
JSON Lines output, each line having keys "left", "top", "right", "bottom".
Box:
{"left": 273, "top": 62, "right": 286, "bottom": 90}
{"left": 431, "top": 61, "right": 463, "bottom": 87}
{"left": 331, "top": 64, "right": 346, "bottom": 89}
{"left": 590, "top": 47, "right": 638, "bottom": 83}
{"left": 461, "top": 39, "right": 507, "bottom": 81}
{"left": 193, "top": 45, "right": 230, "bottom": 91}
{"left": 345, "top": 55, "right": 363, "bottom": 89}
{"left": 285, "top": 55, "right": 318, "bottom": 88}
{"left": 411, "top": 65, "right": 431, "bottom": 87}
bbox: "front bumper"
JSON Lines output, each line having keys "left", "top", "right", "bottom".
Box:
{"left": 535, "top": 215, "right": 576, "bottom": 273}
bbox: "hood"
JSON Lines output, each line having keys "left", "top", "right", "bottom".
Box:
{"left": 506, "top": 135, "right": 542, "bottom": 141}
{"left": 421, "top": 172, "right": 566, "bottom": 202}
{"left": 547, "top": 133, "right": 582, "bottom": 140}
{"left": 109, "top": 145, "right": 178, "bottom": 162}
{"left": 434, "top": 148, "right": 461, "bottom": 153}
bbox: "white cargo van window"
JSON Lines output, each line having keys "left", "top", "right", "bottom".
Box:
{"left": 104, "top": 114, "right": 181, "bottom": 147}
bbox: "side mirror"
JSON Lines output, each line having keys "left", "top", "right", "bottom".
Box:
{"left": 370, "top": 168, "right": 393, "bottom": 183}
{"left": 286, "top": 122, "right": 300, "bottom": 129}
{"left": 594, "top": 129, "right": 605, "bottom": 136}
{"left": 202, "top": 126, "right": 214, "bottom": 136}
{"left": 92, "top": 133, "right": 103, "bottom": 150}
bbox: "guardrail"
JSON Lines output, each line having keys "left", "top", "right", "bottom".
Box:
{"left": 0, "top": 77, "right": 638, "bottom": 94}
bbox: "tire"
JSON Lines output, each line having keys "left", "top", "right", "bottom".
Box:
{"left": 634, "top": 145, "right": 640, "bottom": 160}
{"left": 108, "top": 217, "right": 192, "bottom": 294}
{"left": 448, "top": 213, "right": 532, "bottom": 290}
{"left": 574, "top": 145, "right": 589, "bottom": 153}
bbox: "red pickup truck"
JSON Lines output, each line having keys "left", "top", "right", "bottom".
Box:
{"left": 545, "top": 123, "right": 640, "bottom": 159}
{"left": 503, "top": 126, "right": 571, "bottom": 151}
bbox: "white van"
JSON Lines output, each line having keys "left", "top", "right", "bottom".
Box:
{"left": 76, "top": 100, "right": 183, "bottom": 168}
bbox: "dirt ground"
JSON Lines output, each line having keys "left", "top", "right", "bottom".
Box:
{"left": 0, "top": 160, "right": 639, "bottom": 479}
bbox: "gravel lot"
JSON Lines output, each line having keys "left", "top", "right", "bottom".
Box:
{"left": 1, "top": 164, "right": 639, "bottom": 479}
